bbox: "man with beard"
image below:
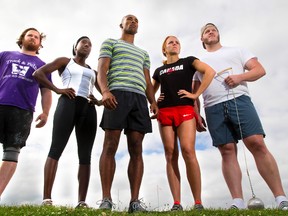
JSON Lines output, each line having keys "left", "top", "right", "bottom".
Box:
{"left": 97, "top": 14, "right": 158, "bottom": 213}
{"left": 0, "top": 28, "right": 52, "bottom": 199}
{"left": 193, "top": 23, "right": 288, "bottom": 210}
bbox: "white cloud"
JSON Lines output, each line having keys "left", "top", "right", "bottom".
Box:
{"left": 0, "top": 0, "right": 287, "bottom": 211}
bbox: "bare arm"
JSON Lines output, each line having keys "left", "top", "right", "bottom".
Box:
{"left": 152, "top": 78, "right": 165, "bottom": 104}
{"left": 97, "top": 58, "right": 110, "bottom": 93}
{"left": 35, "top": 87, "right": 52, "bottom": 128}
{"left": 93, "top": 70, "right": 101, "bottom": 93}
{"left": 87, "top": 70, "right": 103, "bottom": 106}
{"left": 144, "top": 68, "right": 158, "bottom": 119}
{"left": 225, "top": 58, "right": 266, "bottom": 87}
{"left": 97, "top": 57, "right": 117, "bottom": 109}
{"left": 192, "top": 80, "right": 207, "bottom": 132}
{"left": 33, "top": 57, "right": 75, "bottom": 98}
{"left": 178, "top": 59, "right": 215, "bottom": 100}
{"left": 151, "top": 78, "right": 160, "bottom": 94}
{"left": 192, "top": 59, "right": 215, "bottom": 97}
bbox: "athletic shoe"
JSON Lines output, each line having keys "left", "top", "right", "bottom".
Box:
{"left": 278, "top": 201, "right": 288, "bottom": 210}
{"left": 229, "top": 205, "right": 239, "bottom": 209}
{"left": 194, "top": 203, "right": 204, "bottom": 210}
{"left": 171, "top": 204, "right": 183, "bottom": 211}
{"left": 128, "top": 199, "right": 147, "bottom": 213}
{"left": 75, "top": 201, "right": 89, "bottom": 208}
{"left": 42, "top": 199, "right": 53, "bottom": 206}
{"left": 98, "top": 198, "right": 114, "bottom": 210}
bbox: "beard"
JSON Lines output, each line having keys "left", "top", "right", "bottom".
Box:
{"left": 22, "top": 40, "right": 40, "bottom": 52}
{"left": 203, "top": 35, "right": 220, "bottom": 46}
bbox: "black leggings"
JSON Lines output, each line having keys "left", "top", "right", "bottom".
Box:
{"left": 48, "top": 96, "right": 96, "bottom": 164}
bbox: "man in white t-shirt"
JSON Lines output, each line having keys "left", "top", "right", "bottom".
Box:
{"left": 193, "top": 23, "right": 288, "bottom": 210}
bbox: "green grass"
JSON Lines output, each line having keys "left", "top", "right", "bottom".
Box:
{"left": 0, "top": 205, "right": 287, "bottom": 216}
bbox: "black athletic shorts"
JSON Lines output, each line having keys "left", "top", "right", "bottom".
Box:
{"left": 100, "top": 90, "right": 152, "bottom": 134}
{"left": 0, "top": 105, "right": 33, "bottom": 148}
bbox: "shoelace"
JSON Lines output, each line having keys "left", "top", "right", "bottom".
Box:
{"left": 229, "top": 205, "right": 239, "bottom": 209}
{"left": 279, "top": 201, "right": 288, "bottom": 210}
{"left": 96, "top": 198, "right": 116, "bottom": 209}
{"left": 171, "top": 204, "right": 183, "bottom": 211}
{"left": 131, "top": 198, "right": 147, "bottom": 210}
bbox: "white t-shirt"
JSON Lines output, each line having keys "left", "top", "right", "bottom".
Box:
{"left": 194, "top": 46, "right": 255, "bottom": 108}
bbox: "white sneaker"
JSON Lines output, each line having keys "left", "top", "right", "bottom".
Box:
{"left": 42, "top": 199, "right": 53, "bottom": 206}
{"left": 279, "top": 201, "right": 288, "bottom": 210}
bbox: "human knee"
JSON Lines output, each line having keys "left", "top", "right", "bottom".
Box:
{"left": 129, "top": 149, "right": 143, "bottom": 160}
{"left": 102, "top": 143, "right": 118, "bottom": 156}
{"left": 103, "top": 137, "right": 119, "bottom": 155}
{"left": 181, "top": 146, "right": 196, "bottom": 158}
{"left": 164, "top": 151, "right": 174, "bottom": 161}
{"left": 3, "top": 146, "right": 21, "bottom": 162}
{"left": 218, "top": 143, "right": 237, "bottom": 158}
{"left": 244, "top": 136, "right": 267, "bottom": 154}
{"left": 128, "top": 141, "right": 143, "bottom": 156}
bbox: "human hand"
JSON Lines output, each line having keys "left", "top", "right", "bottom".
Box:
{"left": 35, "top": 113, "right": 48, "bottom": 128}
{"left": 196, "top": 115, "right": 207, "bottom": 132}
{"left": 88, "top": 94, "right": 103, "bottom": 106}
{"left": 57, "top": 88, "right": 76, "bottom": 99}
{"left": 157, "top": 93, "right": 164, "bottom": 103}
{"left": 178, "top": 89, "right": 197, "bottom": 100}
{"left": 224, "top": 75, "right": 241, "bottom": 88}
{"left": 150, "top": 102, "right": 159, "bottom": 119}
{"left": 102, "top": 91, "right": 118, "bottom": 110}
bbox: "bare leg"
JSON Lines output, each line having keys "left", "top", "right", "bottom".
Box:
{"left": 177, "top": 119, "right": 202, "bottom": 203}
{"left": 78, "top": 164, "right": 90, "bottom": 202}
{"left": 43, "top": 157, "right": 58, "bottom": 199}
{"left": 99, "top": 130, "right": 121, "bottom": 199}
{"left": 166, "top": 142, "right": 180, "bottom": 203}
{"left": 218, "top": 143, "right": 243, "bottom": 199}
{"left": 244, "top": 135, "right": 286, "bottom": 197}
{"left": 126, "top": 130, "right": 144, "bottom": 201}
{"left": 159, "top": 124, "right": 181, "bottom": 203}
{"left": 0, "top": 161, "right": 17, "bottom": 197}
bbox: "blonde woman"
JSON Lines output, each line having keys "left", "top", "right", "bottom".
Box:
{"left": 152, "top": 36, "right": 215, "bottom": 211}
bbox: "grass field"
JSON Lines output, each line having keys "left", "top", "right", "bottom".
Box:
{"left": 0, "top": 205, "right": 287, "bottom": 216}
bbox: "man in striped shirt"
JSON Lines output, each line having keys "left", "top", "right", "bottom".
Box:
{"left": 97, "top": 14, "right": 158, "bottom": 213}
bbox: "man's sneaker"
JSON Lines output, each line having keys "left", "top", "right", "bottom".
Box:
{"left": 42, "top": 199, "right": 53, "bottom": 206}
{"left": 98, "top": 198, "right": 114, "bottom": 210}
{"left": 75, "top": 201, "right": 89, "bottom": 208}
{"left": 278, "top": 201, "right": 288, "bottom": 210}
{"left": 128, "top": 199, "right": 147, "bottom": 213}
{"left": 229, "top": 205, "right": 239, "bottom": 209}
{"left": 171, "top": 204, "right": 183, "bottom": 211}
{"left": 194, "top": 203, "right": 204, "bottom": 210}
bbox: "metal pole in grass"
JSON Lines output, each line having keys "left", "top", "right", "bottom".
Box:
{"left": 157, "top": 185, "right": 160, "bottom": 210}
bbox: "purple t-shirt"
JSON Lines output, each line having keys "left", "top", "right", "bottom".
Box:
{"left": 0, "top": 51, "right": 50, "bottom": 112}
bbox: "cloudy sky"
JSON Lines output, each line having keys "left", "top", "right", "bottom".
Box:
{"left": 0, "top": 0, "right": 287, "bottom": 211}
